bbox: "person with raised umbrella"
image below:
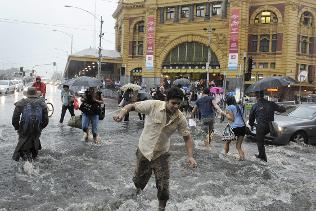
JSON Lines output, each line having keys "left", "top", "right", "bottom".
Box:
{"left": 248, "top": 91, "right": 286, "bottom": 162}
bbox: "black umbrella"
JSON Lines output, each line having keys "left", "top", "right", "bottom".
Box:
{"left": 173, "top": 78, "right": 190, "bottom": 86}
{"left": 64, "top": 76, "right": 103, "bottom": 88}
{"left": 245, "top": 76, "right": 297, "bottom": 93}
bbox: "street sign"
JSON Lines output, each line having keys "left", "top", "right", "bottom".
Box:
{"left": 298, "top": 71, "right": 307, "bottom": 82}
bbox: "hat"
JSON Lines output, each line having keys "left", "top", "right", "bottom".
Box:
{"left": 36, "top": 76, "right": 41, "bottom": 80}
{"left": 23, "top": 87, "right": 40, "bottom": 98}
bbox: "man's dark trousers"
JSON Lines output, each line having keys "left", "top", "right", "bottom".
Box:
{"left": 256, "top": 125, "right": 270, "bottom": 161}
{"left": 59, "top": 105, "right": 75, "bottom": 123}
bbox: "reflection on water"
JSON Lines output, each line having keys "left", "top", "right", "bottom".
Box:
{"left": 0, "top": 95, "right": 5, "bottom": 105}
{"left": 14, "top": 91, "right": 19, "bottom": 103}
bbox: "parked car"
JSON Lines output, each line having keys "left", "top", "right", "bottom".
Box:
{"left": 247, "top": 104, "right": 316, "bottom": 145}
{"left": 0, "top": 80, "right": 15, "bottom": 94}
{"left": 11, "top": 79, "right": 24, "bottom": 92}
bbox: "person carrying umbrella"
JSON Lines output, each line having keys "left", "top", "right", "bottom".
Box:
{"left": 248, "top": 91, "right": 286, "bottom": 162}
{"left": 80, "top": 87, "right": 104, "bottom": 143}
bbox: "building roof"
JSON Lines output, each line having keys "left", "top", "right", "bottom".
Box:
{"left": 71, "top": 48, "right": 121, "bottom": 59}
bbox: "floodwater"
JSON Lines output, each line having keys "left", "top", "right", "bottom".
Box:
{"left": 0, "top": 85, "right": 315, "bottom": 211}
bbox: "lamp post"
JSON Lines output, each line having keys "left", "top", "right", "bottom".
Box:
{"left": 52, "top": 29, "right": 73, "bottom": 54}
{"left": 65, "top": 5, "right": 96, "bottom": 48}
{"left": 204, "top": 27, "right": 216, "bottom": 88}
{"left": 65, "top": 5, "right": 104, "bottom": 79}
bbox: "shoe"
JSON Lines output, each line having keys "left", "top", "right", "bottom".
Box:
{"left": 94, "top": 136, "right": 101, "bottom": 144}
{"left": 83, "top": 132, "right": 89, "bottom": 142}
{"left": 255, "top": 154, "right": 267, "bottom": 162}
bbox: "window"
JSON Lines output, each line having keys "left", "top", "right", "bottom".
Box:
{"left": 270, "top": 62, "right": 276, "bottom": 69}
{"left": 166, "top": 7, "right": 175, "bottom": 20}
{"left": 260, "top": 35, "right": 270, "bottom": 52}
{"left": 132, "top": 41, "right": 137, "bottom": 55}
{"left": 300, "top": 64, "right": 307, "bottom": 71}
{"left": 300, "top": 36, "right": 308, "bottom": 54}
{"left": 181, "top": 6, "right": 190, "bottom": 18}
{"left": 250, "top": 36, "right": 258, "bottom": 52}
{"left": 259, "top": 63, "right": 269, "bottom": 69}
{"left": 132, "top": 41, "right": 143, "bottom": 56}
{"left": 196, "top": 5, "right": 205, "bottom": 17}
{"left": 252, "top": 62, "right": 256, "bottom": 69}
{"left": 272, "top": 34, "right": 277, "bottom": 52}
{"left": 138, "top": 22, "right": 144, "bottom": 32}
{"left": 137, "top": 41, "right": 143, "bottom": 55}
{"left": 254, "top": 11, "right": 278, "bottom": 24}
{"left": 212, "top": 4, "right": 222, "bottom": 16}
{"left": 301, "top": 11, "right": 313, "bottom": 26}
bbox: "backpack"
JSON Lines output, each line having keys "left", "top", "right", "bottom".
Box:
{"left": 21, "top": 102, "right": 43, "bottom": 135}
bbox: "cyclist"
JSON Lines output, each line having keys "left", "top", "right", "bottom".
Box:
{"left": 32, "top": 76, "right": 46, "bottom": 97}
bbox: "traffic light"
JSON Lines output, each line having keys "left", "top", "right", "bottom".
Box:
{"left": 53, "top": 62, "right": 56, "bottom": 66}
{"left": 245, "top": 57, "right": 254, "bottom": 81}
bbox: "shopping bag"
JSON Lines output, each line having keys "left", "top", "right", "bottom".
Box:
{"left": 73, "top": 98, "right": 79, "bottom": 110}
{"left": 67, "top": 115, "right": 82, "bottom": 129}
{"left": 99, "top": 104, "right": 106, "bottom": 120}
{"left": 188, "top": 119, "right": 197, "bottom": 127}
{"left": 118, "top": 98, "right": 125, "bottom": 107}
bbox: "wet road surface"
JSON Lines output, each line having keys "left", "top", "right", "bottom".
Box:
{"left": 0, "top": 85, "right": 315, "bottom": 210}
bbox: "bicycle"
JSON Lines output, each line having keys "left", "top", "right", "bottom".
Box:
{"left": 45, "top": 99, "right": 54, "bottom": 117}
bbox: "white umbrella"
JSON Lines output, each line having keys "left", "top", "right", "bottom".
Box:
{"left": 120, "top": 83, "right": 141, "bottom": 91}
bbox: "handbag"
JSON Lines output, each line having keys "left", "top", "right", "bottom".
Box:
{"left": 73, "top": 98, "right": 79, "bottom": 110}
{"left": 67, "top": 115, "right": 82, "bottom": 129}
{"left": 99, "top": 104, "right": 105, "bottom": 120}
{"left": 79, "top": 101, "right": 93, "bottom": 114}
{"left": 221, "top": 124, "right": 237, "bottom": 142}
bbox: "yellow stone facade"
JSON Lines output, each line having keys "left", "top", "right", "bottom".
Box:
{"left": 113, "top": 0, "right": 316, "bottom": 90}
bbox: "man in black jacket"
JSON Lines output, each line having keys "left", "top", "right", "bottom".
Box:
{"left": 249, "top": 91, "right": 285, "bottom": 162}
{"left": 12, "top": 87, "right": 49, "bottom": 161}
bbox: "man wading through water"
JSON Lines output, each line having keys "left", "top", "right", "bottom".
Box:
{"left": 12, "top": 87, "right": 49, "bottom": 161}
{"left": 113, "top": 87, "right": 197, "bottom": 211}
{"left": 192, "top": 88, "right": 224, "bottom": 150}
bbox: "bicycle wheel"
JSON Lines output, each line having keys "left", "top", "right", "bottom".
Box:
{"left": 47, "top": 103, "right": 54, "bottom": 117}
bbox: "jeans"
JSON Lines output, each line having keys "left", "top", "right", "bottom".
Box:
{"left": 82, "top": 113, "right": 99, "bottom": 137}
{"left": 59, "top": 105, "right": 75, "bottom": 123}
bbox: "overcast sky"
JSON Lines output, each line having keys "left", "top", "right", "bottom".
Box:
{"left": 0, "top": 0, "right": 118, "bottom": 77}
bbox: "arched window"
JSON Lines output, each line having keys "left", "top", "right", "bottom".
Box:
{"left": 259, "top": 35, "right": 270, "bottom": 52}
{"left": 132, "top": 21, "right": 144, "bottom": 56}
{"left": 254, "top": 11, "right": 278, "bottom": 24}
{"left": 300, "top": 11, "right": 313, "bottom": 26}
{"left": 163, "top": 42, "right": 219, "bottom": 68}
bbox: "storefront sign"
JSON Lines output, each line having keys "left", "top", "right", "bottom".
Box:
{"left": 228, "top": 9, "right": 240, "bottom": 71}
{"left": 146, "top": 16, "right": 155, "bottom": 71}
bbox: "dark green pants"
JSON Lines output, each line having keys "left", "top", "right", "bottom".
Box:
{"left": 133, "top": 149, "right": 170, "bottom": 200}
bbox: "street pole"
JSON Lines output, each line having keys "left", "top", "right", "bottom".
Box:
{"left": 97, "top": 16, "right": 104, "bottom": 79}
{"left": 205, "top": 27, "right": 215, "bottom": 88}
{"left": 241, "top": 52, "right": 247, "bottom": 105}
{"left": 207, "top": 31, "right": 211, "bottom": 88}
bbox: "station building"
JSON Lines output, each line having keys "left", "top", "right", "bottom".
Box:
{"left": 113, "top": 0, "right": 316, "bottom": 93}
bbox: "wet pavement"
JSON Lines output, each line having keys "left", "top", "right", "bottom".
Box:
{"left": 0, "top": 85, "right": 315, "bottom": 211}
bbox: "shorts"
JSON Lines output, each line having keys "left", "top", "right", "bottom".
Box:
{"left": 232, "top": 126, "right": 246, "bottom": 137}
{"left": 133, "top": 149, "right": 170, "bottom": 201}
{"left": 200, "top": 117, "right": 215, "bottom": 136}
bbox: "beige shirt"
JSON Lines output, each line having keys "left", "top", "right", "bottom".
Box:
{"left": 135, "top": 100, "right": 190, "bottom": 161}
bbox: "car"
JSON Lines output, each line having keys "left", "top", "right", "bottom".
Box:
{"left": 0, "top": 80, "right": 15, "bottom": 94}
{"left": 11, "top": 79, "right": 24, "bottom": 92}
{"left": 247, "top": 104, "right": 316, "bottom": 145}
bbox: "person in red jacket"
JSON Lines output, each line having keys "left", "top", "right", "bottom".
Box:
{"left": 32, "top": 76, "right": 46, "bottom": 97}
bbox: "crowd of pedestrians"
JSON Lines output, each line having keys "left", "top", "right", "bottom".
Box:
{"left": 10, "top": 78, "right": 286, "bottom": 211}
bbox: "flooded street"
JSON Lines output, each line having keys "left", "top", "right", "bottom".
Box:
{"left": 0, "top": 85, "right": 315, "bottom": 211}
